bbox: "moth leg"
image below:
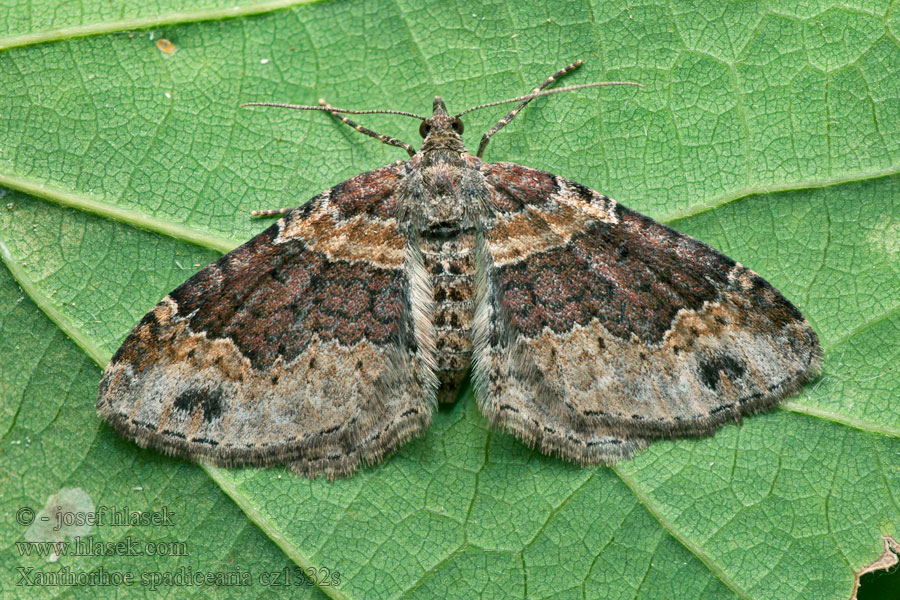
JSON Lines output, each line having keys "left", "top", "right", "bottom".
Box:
{"left": 477, "top": 60, "right": 584, "bottom": 158}
{"left": 250, "top": 207, "right": 296, "bottom": 217}
{"left": 319, "top": 99, "right": 417, "bottom": 157}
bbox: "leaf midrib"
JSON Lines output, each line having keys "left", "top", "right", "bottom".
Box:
{"left": 0, "top": 0, "right": 327, "bottom": 51}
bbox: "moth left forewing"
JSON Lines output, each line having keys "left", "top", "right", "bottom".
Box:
{"left": 473, "top": 163, "right": 822, "bottom": 462}
{"left": 97, "top": 163, "right": 439, "bottom": 479}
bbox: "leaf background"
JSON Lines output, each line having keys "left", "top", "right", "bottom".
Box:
{"left": 1, "top": 0, "right": 899, "bottom": 598}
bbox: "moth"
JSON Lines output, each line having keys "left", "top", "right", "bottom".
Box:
{"left": 97, "top": 61, "right": 822, "bottom": 479}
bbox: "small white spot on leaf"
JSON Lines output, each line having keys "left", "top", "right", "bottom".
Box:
{"left": 25, "top": 488, "right": 94, "bottom": 562}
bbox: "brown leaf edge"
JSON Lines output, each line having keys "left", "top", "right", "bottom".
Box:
{"left": 851, "top": 536, "right": 900, "bottom": 600}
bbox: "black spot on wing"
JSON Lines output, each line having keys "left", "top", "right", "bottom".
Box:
{"left": 173, "top": 388, "right": 224, "bottom": 422}
{"left": 698, "top": 354, "right": 746, "bottom": 389}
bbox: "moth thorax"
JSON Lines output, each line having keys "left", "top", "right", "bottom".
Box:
{"left": 420, "top": 165, "right": 469, "bottom": 230}
{"left": 421, "top": 197, "right": 467, "bottom": 231}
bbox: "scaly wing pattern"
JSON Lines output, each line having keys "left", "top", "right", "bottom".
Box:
{"left": 473, "top": 162, "right": 822, "bottom": 465}
{"left": 97, "top": 164, "right": 438, "bottom": 479}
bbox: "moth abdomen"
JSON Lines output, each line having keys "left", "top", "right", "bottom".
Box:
{"left": 420, "top": 227, "right": 477, "bottom": 402}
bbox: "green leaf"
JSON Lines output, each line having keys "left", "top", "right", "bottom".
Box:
{"left": 1, "top": 1, "right": 898, "bottom": 599}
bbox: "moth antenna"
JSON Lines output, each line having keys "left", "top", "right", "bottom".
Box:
{"left": 454, "top": 81, "right": 644, "bottom": 118}
{"left": 317, "top": 99, "right": 417, "bottom": 157}
{"left": 458, "top": 60, "right": 589, "bottom": 124}
{"left": 453, "top": 60, "right": 643, "bottom": 158}
{"left": 240, "top": 102, "right": 426, "bottom": 120}
{"left": 241, "top": 100, "right": 421, "bottom": 157}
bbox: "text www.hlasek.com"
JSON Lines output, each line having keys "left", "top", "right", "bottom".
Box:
{"left": 16, "top": 536, "right": 187, "bottom": 558}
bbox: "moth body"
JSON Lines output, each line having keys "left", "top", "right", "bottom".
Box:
{"left": 403, "top": 99, "right": 483, "bottom": 401}
{"left": 97, "top": 67, "right": 821, "bottom": 479}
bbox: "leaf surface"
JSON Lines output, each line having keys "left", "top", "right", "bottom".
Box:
{"left": 1, "top": 1, "right": 898, "bottom": 598}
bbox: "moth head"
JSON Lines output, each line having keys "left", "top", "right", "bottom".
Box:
{"left": 419, "top": 96, "right": 464, "bottom": 139}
